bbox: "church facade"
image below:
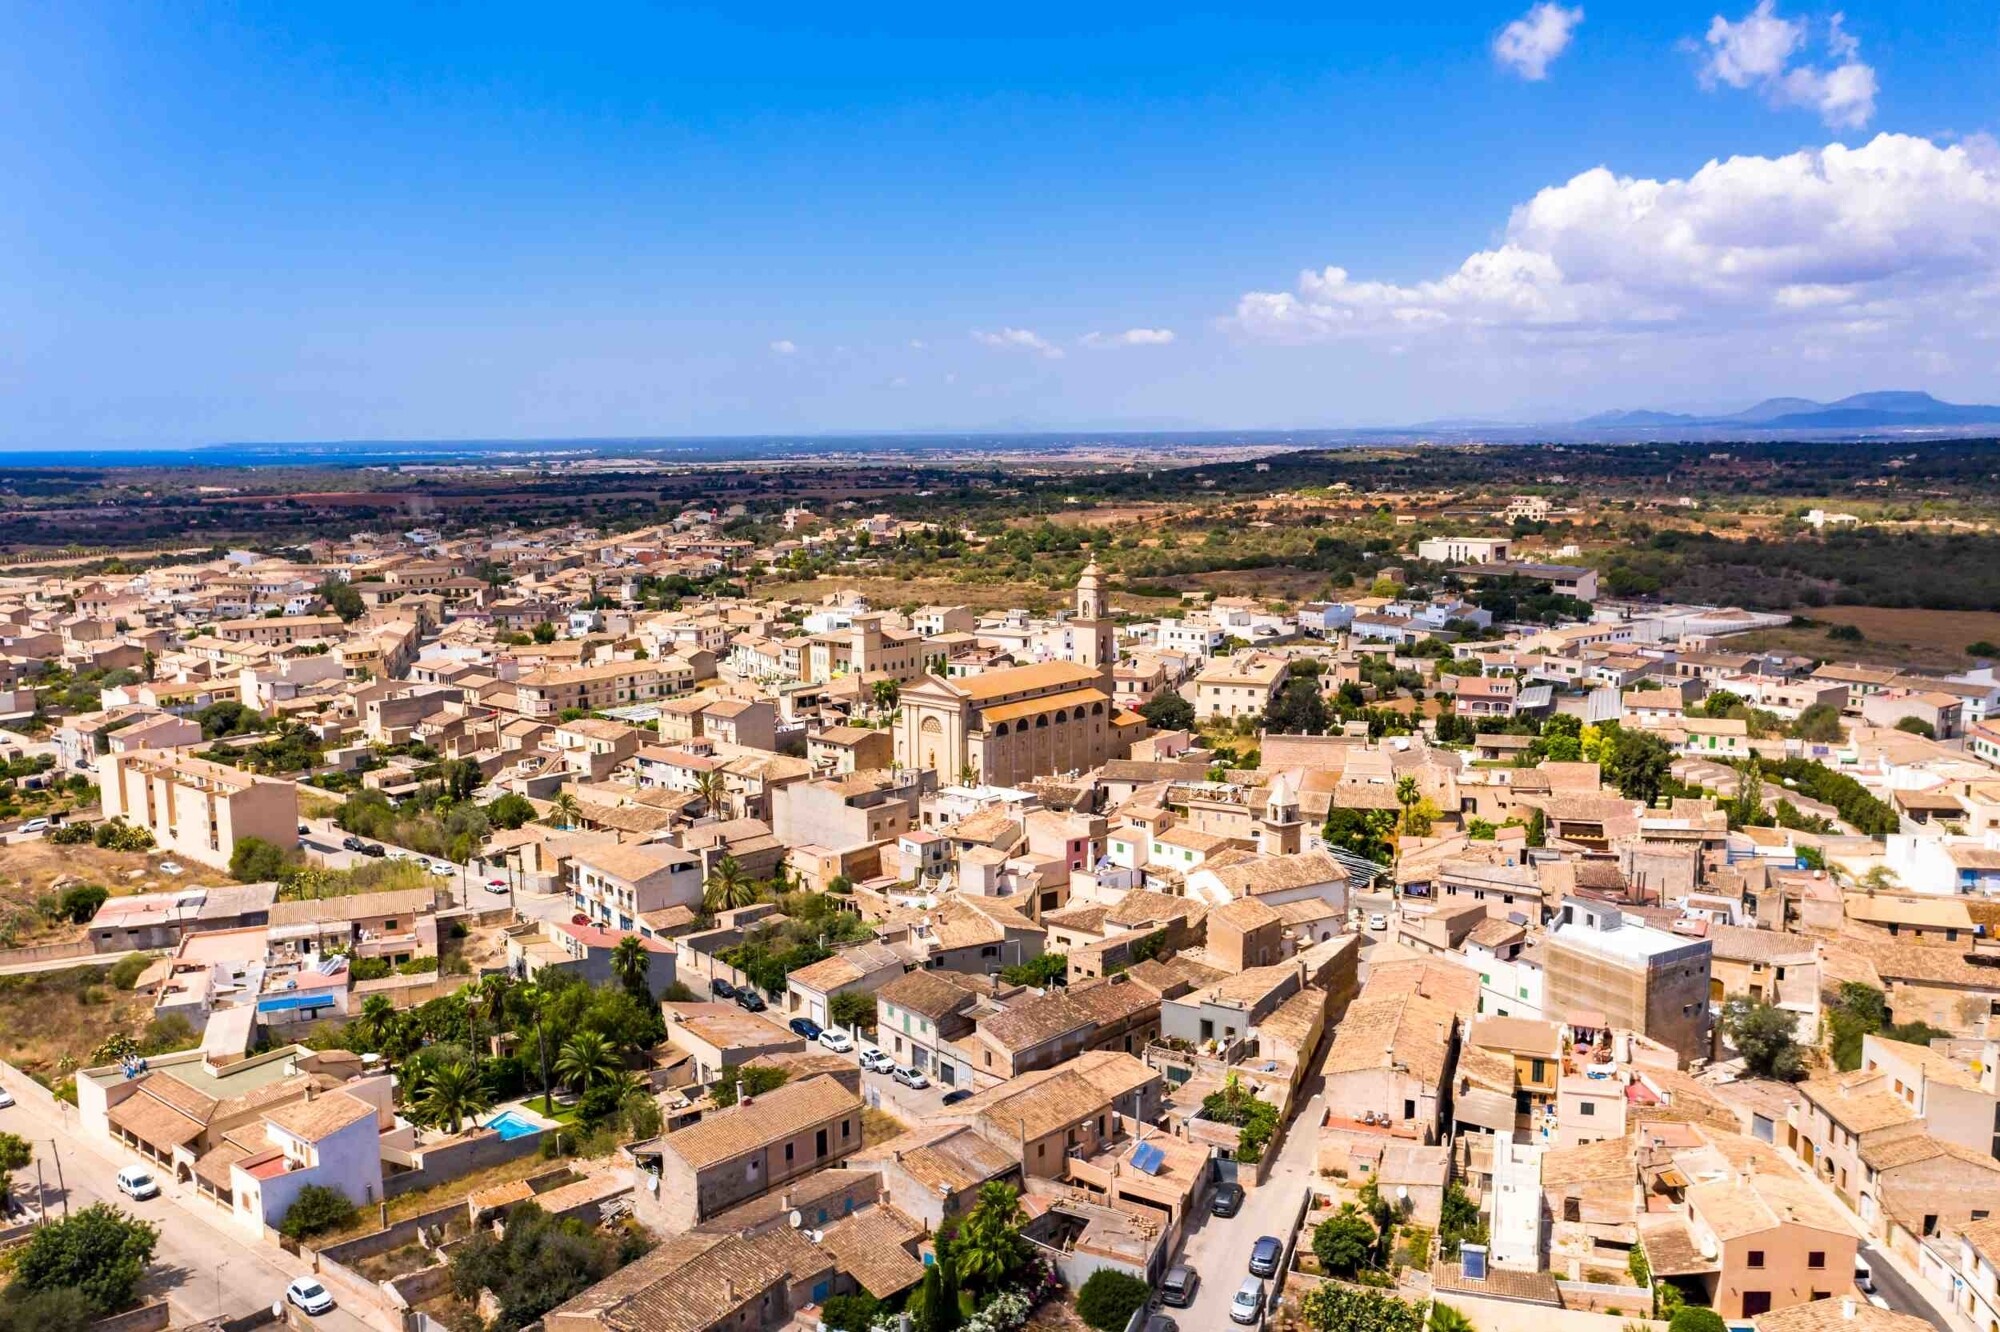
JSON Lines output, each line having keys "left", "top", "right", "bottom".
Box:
{"left": 894, "top": 562, "right": 1123, "bottom": 786}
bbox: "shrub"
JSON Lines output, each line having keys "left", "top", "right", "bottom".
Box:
{"left": 230, "top": 835, "right": 294, "bottom": 883}
{"left": 47, "top": 823, "right": 93, "bottom": 846}
{"left": 1297, "top": 1282, "right": 1425, "bottom": 1332}
{"left": 279, "top": 1184, "right": 358, "bottom": 1240}
{"left": 92, "top": 820, "right": 153, "bottom": 852}
{"left": 1076, "top": 1269, "right": 1150, "bottom": 1332}
{"left": 821, "top": 1293, "right": 880, "bottom": 1332}
{"left": 1668, "top": 1309, "right": 1727, "bottom": 1332}
{"left": 106, "top": 954, "right": 152, "bottom": 990}
{"left": 1313, "top": 1206, "right": 1378, "bottom": 1277}
{"left": 57, "top": 884, "right": 108, "bottom": 924}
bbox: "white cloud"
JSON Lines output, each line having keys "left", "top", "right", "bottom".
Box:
{"left": 972, "top": 327, "right": 1064, "bottom": 359}
{"left": 1699, "top": 2, "right": 1876, "bottom": 128}
{"left": 768, "top": 339, "right": 797, "bottom": 355}
{"left": 1228, "top": 133, "right": 2000, "bottom": 362}
{"left": 1079, "top": 328, "right": 1177, "bottom": 349}
{"left": 1494, "top": 4, "right": 1584, "bottom": 81}
{"left": 907, "top": 339, "right": 928, "bottom": 350}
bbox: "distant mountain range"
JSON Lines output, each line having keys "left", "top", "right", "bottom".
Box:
{"left": 1575, "top": 391, "right": 2000, "bottom": 431}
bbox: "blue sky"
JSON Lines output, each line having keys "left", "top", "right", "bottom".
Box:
{"left": 2, "top": 2, "right": 1998, "bottom": 447}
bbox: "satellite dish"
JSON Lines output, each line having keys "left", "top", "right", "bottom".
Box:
{"left": 789, "top": 1209, "right": 803, "bottom": 1229}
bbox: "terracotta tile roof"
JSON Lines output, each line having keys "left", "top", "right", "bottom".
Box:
{"left": 264, "top": 1090, "right": 376, "bottom": 1142}
{"left": 659, "top": 1074, "right": 861, "bottom": 1172}
{"left": 268, "top": 887, "right": 435, "bottom": 927}
{"left": 1754, "top": 1298, "right": 1935, "bottom": 1332}
{"left": 1799, "top": 1072, "right": 1922, "bottom": 1135}
{"left": 552, "top": 1226, "right": 832, "bottom": 1332}
{"left": 1860, "top": 1132, "right": 2000, "bottom": 1173}
{"left": 875, "top": 968, "right": 984, "bottom": 1022}
{"left": 851, "top": 1124, "right": 1016, "bottom": 1196}
{"left": 817, "top": 1205, "right": 926, "bottom": 1298}
{"left": 972, "top": 976, "right": 1157, "bottom": 1055}
{"left": 955, "top": 661, "right": 1102, "bottom": 702}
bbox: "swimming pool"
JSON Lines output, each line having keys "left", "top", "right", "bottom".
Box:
{"left": 483, "top": 1109, "right": 542, "bottom": 1141}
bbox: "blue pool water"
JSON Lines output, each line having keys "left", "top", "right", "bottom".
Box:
{"left": 484, "top": 1110, "right": 541, "bottom": 1140}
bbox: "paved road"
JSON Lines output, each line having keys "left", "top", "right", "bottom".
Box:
{"left": 1171, "top": 1082, "right": 1321, "bottom": 1331}
{"left": 0, "top": 949, "right": 146, "bottom": 978}
{"left": 0, "top": 1082, "right": 377, "bottom": 1332}
{"left": 1862, "top": 1240, "right": 1949, "bottom": 1331}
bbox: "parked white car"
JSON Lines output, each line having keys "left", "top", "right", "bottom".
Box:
{"left": 286, "top": 1278, "right": 335, "bottom": 1315}
{"left": 0, "top": 1087, "right": 15, "bottom": 1109}
{"left": 818, "top": 1029, "right": 855, "bottom": 1053}
{"left": 17, "top": 818, "right": 49, "bottom": 836}
{"left": 115, "top": 1165, "right": 159, "bottom": 1200}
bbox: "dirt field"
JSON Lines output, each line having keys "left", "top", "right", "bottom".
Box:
{"left": 1733, "top": 606, "right": 2000, "bottom": 672}
{"left": 0, "top": 963, "right": 156, "bottom": 1079}
{"left": 0, "top": 841, "right": 172, "bottom": 947}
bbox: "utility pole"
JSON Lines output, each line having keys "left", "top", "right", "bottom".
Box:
{"left": 33, "top": 1159, "right": 44, "bottom": 1226}
{"left": 47, "top": 1141, "right": 67, "bottom": 1218}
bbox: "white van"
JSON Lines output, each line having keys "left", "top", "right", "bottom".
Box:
{"left": 115, "top": 1165, "right": 159, "bottom": 1200}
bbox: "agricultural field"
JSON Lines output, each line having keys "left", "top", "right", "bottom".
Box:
{"left": 1733, "top": 606, "right": 2000, "bottom": 672}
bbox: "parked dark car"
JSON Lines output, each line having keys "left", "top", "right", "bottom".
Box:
{"left": 340, "top": 835, "right": 366, "bottom": 852}
{"left": 1209, "top": 1183, "right": 1245, "bottom": 1217}
{"left": 359, "top": 843, "right": 386, "bottom": 858}
{"left": 735, "top": 989, "right": 768, "bottom": 1012}
{"left": 709, "top": 977, "right": 737, "bottom": 1000}
{"left": 789, "top": 1017, "right": 823, "bottom": 1041}
{"left": 1248, "top": 1235, "right": 1282, "bottom": 1278}
{"left": 1143, "top": 1317, "right": 1179, "bottom": 1332}
{"left": 940, "top": 1088, "right": 973, "bottom": 1106}
{"left": 1160, "top": 1265, "right": 1199, "bottom": 1308}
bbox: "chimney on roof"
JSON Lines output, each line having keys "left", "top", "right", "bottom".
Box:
{"left": 735, "top": 1077, "right": 747, "bottom": 1106}
{"left": 723, "top": 1278, "right": 736, "bottom": 1303}
{"left": 1841, "top": 1298, "right": 1856, "bottom": 1321}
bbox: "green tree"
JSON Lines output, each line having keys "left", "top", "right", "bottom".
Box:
{"left": 547, "top": 792, "right": 582, "bottom": 830}
{"left": 829, "top": 989, "right": 877, "bottom": 1031}
{"left": 318, "top": 577, "right": 364, "bottom": 623}
{"left": 485, "top": 792, "right": 537, "bottom": 829}
{"left": 702, "top": 854, "right": 759, "bottom": 913}
{"left": 1137, "top": 687, "right": 1195, "bottom": 732}
{"left": 1313, "top": 1205, "right": 1378, "bottom": 1277}
{"left": 999, "top": 952, "right": 1069, "bottom": 988}
{"left": 1429, "top": 1304, "right": 1477, "bottom": 1332}
{"left": 0, "top": 1132, "right": 32, "bottom": 1199}
{"left": 555, "top": 1030, "right": 623, "bottom": 1092}
{"left": 953, "top": 1182, "right": 1028, "bottom": 1295}
{"left": 609, "top": 936, "right": 653, "bottom": 1003}
{"left": 1894, "top": 716, "right": 1936, "bottom": 739}
{"left": 692, "top": 768, "right": 727, "bottom": 816}
{"left": 229, "top": 835, "right": 293, "bottom": 883}
{"left": 412, "top": 1059, "right": 493, "bottom": 1135}
{"left": 1075, "top": 1269, "right": 1150, "bottom": 1332}
{"left": 11, "top": 1203, "right": 160, "bottom": 1315}
{"left": 710, "top": 1065, "right": 789, "bottom": 1107}
{"left": 1604, "top": 726, "right": 1675, "bottom": 804}
{"left": 1720, "top": 995, "right": 1808, "bottom": 1081}
{"left": 1791, "top": 704, "right": 1845, "bottom": 743}
{"left": 448, "top": 1203, "right": 621, "bottom": 1332}
{"left": 1297, "top": 1283, "right": 1425, "bottom": 1332}
{"left": 821, "top": 1293, "right": 880, "bottom": 1332}
{"left": 279, "top": 1184, "right": 358, "bottom": 1240}
{"left": 531, "top": 621, "right": 558, "bottom": 644}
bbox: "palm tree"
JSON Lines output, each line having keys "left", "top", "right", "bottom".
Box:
{"left": 610, "top": 935, "right": 652, "bottom": 999}
{"left": 693, "top": 768, "right": 726, "bottom": 818}
{"left": 953, "top": 1181, "right": 1027, "bottom": 1294}
{"left": 359, "top": 995, "right": 397, "bottom": 1048}
{"left": 555, "top": 1030, "right": 623, "bottom": 1093}
{"left": 518, "top": 982, "right": 557, "bottom": 1115}
{"left": 1428, "top": 1304, "right": 1476, "bottom": 1332}
{"left": 548, "top": 792, "right": 582, "bottom": 830}
{"left": 477, "top": 972, "right": 513, "bottom": 1042}
{"left": 871, "top": 679, "right": 899, "bottom": 715}
{"left": 413, "top": 1059, "right": 492, "bottom": 1136}
{"left": 703, "top": 855, "right": 758, "bottom": 913}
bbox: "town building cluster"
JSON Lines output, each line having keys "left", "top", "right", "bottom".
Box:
{"left": 3, "top": 511, "right": 2000, "bottom": 1332}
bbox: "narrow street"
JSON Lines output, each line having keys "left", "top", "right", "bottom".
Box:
{"left": 1171, "top": 1080, "right": 1322, "bottom": 1330}
{"left": 0, "top": 1069, "right": 379, "bottom": 1332}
